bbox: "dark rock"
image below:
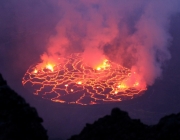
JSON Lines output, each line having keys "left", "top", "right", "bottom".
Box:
{"left": 0, "top": 74, "right": 48, "bottom": 140}
{"left": 68, "top": 108, "right": 180, "bottom": 140}
{"left": 0, "top": 74, "right": 7, "bottom": 86}
{"left": 154, "top": 113, "right": 180, "bottom": 140}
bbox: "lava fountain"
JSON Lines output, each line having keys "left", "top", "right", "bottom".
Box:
{"left": 22, "top": 53, "right": 146, "bottom": 105}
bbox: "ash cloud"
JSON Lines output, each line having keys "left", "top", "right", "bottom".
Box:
{"left": 42, "top": 0, "right": 180, "bottom": 86}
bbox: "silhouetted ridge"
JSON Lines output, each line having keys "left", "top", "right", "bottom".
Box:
{"left": 0, "top": 74, "right": 48, "bottom": 140}
{"left": 111, "top": 108, "right": 129, "bottom": 118}
{"left": 154, "top": 113, "right": 180, "bottom": 139}
{"left": 69, "top": 108, "right": 180, "bottom": 140}
{"left": 0, "top": 74, "right": 7, "bottom": 86}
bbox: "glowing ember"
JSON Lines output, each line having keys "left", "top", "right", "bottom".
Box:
{"left": 33, "top": 69, "right": 38, "bottom": 74}
{"left": 22, "top": 53, "right": 146, "bottom": 105}
{"left": 46, "top": 64, "right": 54, "bottom": 72}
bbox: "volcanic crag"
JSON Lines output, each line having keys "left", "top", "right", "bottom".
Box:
{"left": 69, "top": 108, "right": 180, "bottom": 140}
{"left": 0, "top": 74, "right": 48, "bottom": 140}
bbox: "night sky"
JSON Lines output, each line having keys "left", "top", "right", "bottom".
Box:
{"left": 0, "top": 1, "right": 180, "bottom": 140}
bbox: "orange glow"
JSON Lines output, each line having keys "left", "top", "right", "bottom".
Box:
{"left": 45, "top": 64, "right": 54, "bottom": 71}
{"left": 134, "top": 82, "right": 139, "bottom": 86}
{"left": 77, "top": 81, "right": 82, "bottom": 85}
{"left": 33, "top": 69, "right": 38, "bottom": 74}
{"left": 117, "top": 84, "right": 127, "bottom": 89}
{"left": 95, "top": 59, "right": 110, "bottom": 70}
{"left": 22, "top": 53, "right": 147, "bottom": 105}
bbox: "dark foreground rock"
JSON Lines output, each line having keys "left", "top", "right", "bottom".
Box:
{"left": 69, "top": 108, "right": 180, "bottom": 140}
{"left": 0, "top": 74, "right": 48, "bottom": 140}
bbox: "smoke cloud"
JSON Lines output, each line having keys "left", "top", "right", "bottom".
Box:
{"left": 40, "top": 0, "right": 180, "bottom": 86}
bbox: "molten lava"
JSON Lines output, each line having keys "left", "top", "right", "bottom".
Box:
{"left": 22, "top": 53, "right": 146, "bottom": 105}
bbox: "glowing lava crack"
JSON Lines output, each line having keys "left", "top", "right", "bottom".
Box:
{"left": 22, "top": 53, "right": 146, "bottom": 105}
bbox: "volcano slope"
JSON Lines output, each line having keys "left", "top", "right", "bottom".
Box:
{"left": 0, "top": 74, "right": 48, "bottom": 140}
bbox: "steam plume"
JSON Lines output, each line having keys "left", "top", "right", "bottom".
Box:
{"left": 40, "top": 0, "right": 180, "bottom": 86}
